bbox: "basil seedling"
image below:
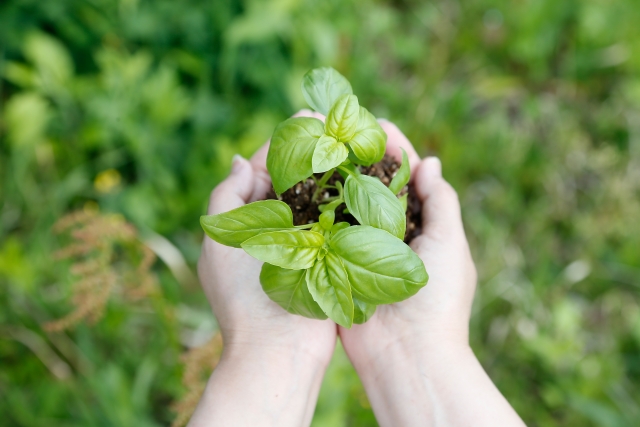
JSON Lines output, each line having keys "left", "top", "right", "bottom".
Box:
{"left": 201, "top": 67, "right": 428, "bottom": 328}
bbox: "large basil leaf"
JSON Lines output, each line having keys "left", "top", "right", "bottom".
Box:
{"left": 241, "top": 230, "right": 324, "bottom": 270}
{"left": 312, "top": 134, "right": 348, "bottom": 173}
{"left": 260, "top": 263, "right": 327, "bottom": 319}
{"left": 388, "top": 148, "right": 410, "bottom": 195}
{"left": 330, "top": 226, "right": 428, "bottom": 304}
{"left": 267, "top": 117, "right": 325, "bottom": 194}
{"left": 353, "top": 297, "right": 376, "bottom": 324}
{"left": 306, "top": 251, "right": 354, "bottom": 328}
{"left": 325, "top": 94, "right": 359, "bottom": 143}
{"left": 347, "top": 107, "right": 386, "bottom": 166}
{"left": 343, "top": 174, "right": 406, "bottom": 239}
{"left": 200, "top": 200, "right": 293, "bottom": 248}
{"left": 301, "top": 67, "right": 353, "bottom": 116}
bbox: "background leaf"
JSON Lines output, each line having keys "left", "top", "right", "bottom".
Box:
{"left": 306, "top": 251, "right": 354, "bottom": 328}
{"left": 242, "top": 230, "right": 324, "bottom": 270}
{"left": 267, "top": 117, "right": 324, "bottom": 194}
{"left": 200, "top": 200, "right": 293, "bottom": 248}
{"left": 343, "top": 174, "right": 406, "bottom": 239}
{"left": 301, "top": 67, "right": 353, "bottom": 115}
{"left": 330, "top": 226, "right": 428, "bottom": 304}
{"left": 260, "top": 263, "right": 327, "bottom": 319}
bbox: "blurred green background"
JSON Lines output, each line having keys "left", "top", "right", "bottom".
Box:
{"left": 1, "top": 0, "right": 640, "bottom": 425}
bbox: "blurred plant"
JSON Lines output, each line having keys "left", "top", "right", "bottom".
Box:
{"left": 171, "top": 333, "right": 223, "bottom": 427}
{"left": 44, "top": 209, "right": 158, "bottom": 331}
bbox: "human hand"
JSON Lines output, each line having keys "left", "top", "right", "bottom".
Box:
{"left": 338, "top": 119, "right": 477, "bottom": 372}
{"left": 338, "top": 121, "right": 524, "bottom": 427}
{"left": 191, "top": 110, "right": 336, "bottom": 427}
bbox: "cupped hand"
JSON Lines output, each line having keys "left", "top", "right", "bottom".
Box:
{"left": 339, "top": 120, "right": 478, "bottom": 375}
{"left": 197, "top": 110, "right": 337, "bottom": 367}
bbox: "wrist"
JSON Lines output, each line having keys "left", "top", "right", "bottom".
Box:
{"left": 220, "top": 324, "right": 336, "bottom": 369}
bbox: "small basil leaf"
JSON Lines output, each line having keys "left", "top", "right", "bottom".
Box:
{"left": 331, "top": 221, "right": 350, "bottom": 234}
{"left": 347, "top": 107, "right": 386, "bottom": 166}
{"left": 319, "top": 210, "right": 335, "bottom": 230}
{"left": 353, "top": 297, "right": 376, "bottom": 324}
{"left": 306, "top": 251, "right": 354, "bottom": 328}
{"left": 344, "top": 174, "right": 406, "bottom": 239}
{"left": 267, "top": 117, "right": 325, "bottom": 194}
{"left": 325, "top": 94, "right": 359, "bottom": 142}
{"left": 388, "top": 148, "right": 410, "bottom": 195}
{"left": 200, "top": 200, "right": 294, "bottom": 248}
{"left": 312, "top": 135, "right": 349, "bottom": 173}
{"left": 399, "top": 193, "right": 408, "bottom": 212}
{"left": 330, "top": 225, "right": 428, "bottom": 304}
{"left": 241, "top": 230, "right": 324, "bottom": 270}
{"left": 260, "top": 263, "right": 327, "bottom": 319}
{"left": 301, "top": 67, "right": 353, "bottom": 115}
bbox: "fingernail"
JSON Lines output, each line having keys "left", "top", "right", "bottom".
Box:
{"left": 424, "top": 157, "right": 442, "bottom": 177}
{"left": 231, "top": 154, "right": 245, "bottom": 174}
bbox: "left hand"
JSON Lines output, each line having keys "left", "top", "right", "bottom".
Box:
{"left": 197, "top": 110, "right": 337, "bottom": 366}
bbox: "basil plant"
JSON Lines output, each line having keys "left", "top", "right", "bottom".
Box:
{"left": 201, "top": 67, "right": 428, "bottom": 328}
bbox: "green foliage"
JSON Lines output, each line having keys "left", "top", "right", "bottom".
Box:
{"left": 343, "top": 173, "right": 406, "bottom": 239}
{"left": 348, "top": 107, "right": 387, "bottom": 166}
{"left": 200, "top": 200, "right": 294, "bottom": 248}
{"left": 267, "top": 117, "right": 325, "bottom": 195}
{"left": 330, "top": 226, "right": 428, "bottom": 305}
{"left": 2, "top": 0, "right": 640, "bottom": 425}
{"left": 388, "top": 149, "right": 410, "bottom": 195}
{"left": 241, "top": 230, "right": 325, "bottom": 270}
{"left": 204, "top": 67, "right": 427, "bottom": 328}
{"left": 260, "top": 264, "right": 327, "bottom": 319}
{"left": 302, "top": 67, "right": 353, "bottom": 116}
{"left": 306, "top": 252, "right": 354, "bottom": 328}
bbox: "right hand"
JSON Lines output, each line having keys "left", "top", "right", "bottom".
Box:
{"left": 339, "top": 120, "right": 478, "bottom": 379}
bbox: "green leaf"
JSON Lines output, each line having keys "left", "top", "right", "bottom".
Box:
{"left": 325, "top": 94, "right": 359, "bottom": 142}
{"left": 347, "top": 107, "right": 386, "bottom": 166}
{"left": 389, "top": 148, "right": 410, "bottom": 195}
{"left": 301, "top": 67, "right": 353, "bottom": 116}
{"left": 312, "top": 135, "right": 348, "bottom": 173}
{"left": 330, "top": 226, "right": 428, "bottom": 305}
{"left": 353, "top": 297, "right": 376, "bottom": 324}
{"left": 399, "top": 193, "right": 408, "bottom": 212}
{"left": 200, "top": 200, "right": 294, "bottom": 248}
{"left": 306, "top": 251, "right": 354, "bottom": 328}
{"left": 331, "top": 221, "right": 350, "bottom": 234}
{"left": 260, "top": 264, "right": 327, "bottom": 319}
{"left": 267, "top": 117, "right": 325, "bottom": 194}
{"left": 319, "top": 210, "right": 335, "bottom": 230}
{"left": 343, "top": 174, "right": 406, "bottom": 239}
{"left": 241, "top": 230, "right": 324, "bottom": 270}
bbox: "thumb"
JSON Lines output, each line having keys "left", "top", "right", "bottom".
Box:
{"left": 413, "top": 157, "right": 465, "bottom": 241}
{"left": 207, "top": 155, "right": 255, "bottom": 215}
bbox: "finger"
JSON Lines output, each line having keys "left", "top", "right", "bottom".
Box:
{"left": 413, "top": 157, "right": 465, "bottom": 241}
{"left": 378, "top": 120, "right": 421, "bottom": 175}
{"left": 207, "top": 155, "right": 255, "bottom": 215}
{"left": 293, "top": 108, "right": 326, "bottom": 121}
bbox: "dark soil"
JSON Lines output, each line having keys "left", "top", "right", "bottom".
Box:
{"left": 266, "top": 155, "right": 422, "bottom": 243}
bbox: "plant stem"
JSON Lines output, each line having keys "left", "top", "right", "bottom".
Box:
{"left": 312, "top": 168, "right": 336, "bottom": 202}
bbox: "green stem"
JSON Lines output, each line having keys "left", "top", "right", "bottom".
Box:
{"left": 312, "top": 168, "right": 336, "bottom": 202}
{"left": 293, "top": 223, "right": 315, "bottom": 230}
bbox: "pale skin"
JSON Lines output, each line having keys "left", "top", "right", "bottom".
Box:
{"left": 189, "top": 111, "right": 527, "bottom": 427}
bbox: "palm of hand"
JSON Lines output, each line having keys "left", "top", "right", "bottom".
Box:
{"left": 198, "top": 138, "right": 336, "bottom": 366}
